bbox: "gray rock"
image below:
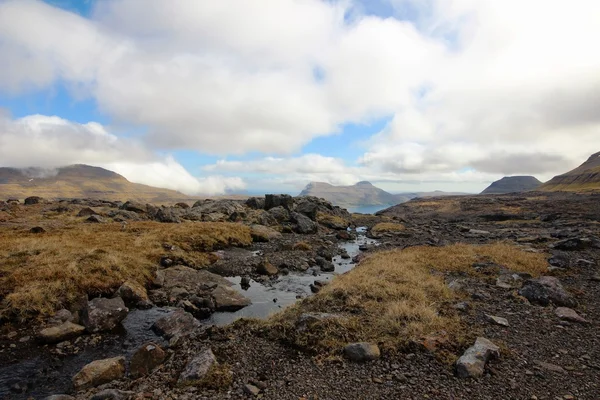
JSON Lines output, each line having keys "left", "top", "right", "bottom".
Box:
{"left": 86, "top": 215, "right": 105, "bottom": 223}
{"left": 245, "top": 197, "right": 265, "bottom": 210}
{"left": 212, "top": 285, "right": 251, "bottom": 311}
{"left": 72, "top": 356, "right": 126, "bottom": 390}
{"left": 553, "top": 237, "right": 600, "bottom": 251}
{"left": 264, "top": 194, "right": 294, "bottom": 211}
{"left": 152, "top": 309, "right": 201, "bottom": 339}
{"left": 48, "top": 309, "right": 74, "bottom": 325}
{"left": 295, "top": 200, "right": 319, "bottom": 221}
{"left": 519, "top": 276, "right": 577, "bottom": 307}
{"left": 117, "top": 280, "right": 150, "bottom": 308}
{"left": 37, "top": 321, "right": 85, "bottom": 344}
{"left": 496, "top": 273, "right": 530, "bottom": 289}
{"left": 77, "top": 207, "right": 96, "bottom": 217}
{"left": 81, "top": 297, "right": 129, "bottom": 333}
{"left": 344, "top": 342, "right": 381, "bottom": 362}
{"left": 89, "top": 389, "right": 134, "bottom": 400}
{"left": 24, "top": 196, "right": 44, "bottom": 205}
{"left": 178, "top": 348, "right": 217, "bottom": 386}
{"left": 162, "top": 265, "right": 233, "bottom": 296}
{"left": 455, "top": 337, "right": 500, "bottom": 378}
{"left": 43, "top": 395, "right": 75, "bottom": 400}
{"left": 291, "top": 212, "right": 318, "bottom": 234}
{"left": 548, "top": 253, "right": 570, "bottom": 268}
{"left": 555, "top": 307, "right": 588, "bottom": 324}
{"left": 469, "top": 229, "right": 490, "bottom": 235}
{"left": 486, "top": 314, "right": 509, "bottom": 327}
{"left": 250, "top": 225, "right": 282, "bottom": 242}
{"left": 130, "top": 342, "right": 167, "bottom": 378}
{"left": 121, "top": 201, "right": 147, "bottom": 214}
{"left": 244, "top": 384, "right": 261, "bottom": 396}
{"left": 267, "top": 206, "right": 290, "bottom": 223}
{"left": 153, "top": 207, "right": 181, "bottom": 223}
{"left": 256, "top": 259, "right": 278, "bottom": 276}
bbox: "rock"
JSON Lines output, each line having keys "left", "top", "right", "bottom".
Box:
{"left": 174, "top": 202, "right": 190, "bottom": 209}
{"left": 81, "top": 297, "right": 129, "bottom": 333}
{"left": 250, "top": 224, "right": 282, "bottom": 242}
{"left": 548, "top": 253, "right": 570, "bottom": 268}
{"left": 455, "top": 337, "right": 500, "bottom": 378}
{"left": 295, "top": 199, "right": 319, "bottom": 220}
{"left": 86, "top": 215, "right": 105, "bottom": 223}
{"left": 43, "top": 396, "right": 75, "bottom": 400}
{"left": 267, "top": 206, "right": 290, "bottom": 223}
{"left": 469, "top": 229, "right": 490, "bottom": 235}
{"left": 89, "top": 389, "right": 134, "bottom": 400}
{"left": 245, "top": 197, "right": 266, "bottom": 210}
{"left": 37, "top": 321, "right": 85, "bottom": 344}
{"left": 344, "top": 343, "right": 381, "bottom": 362}
{"left": 178, "top": 348, "right": 217, "bottom": 386}
{"left": 77, "top": 207, "right": 97, "bottom": 217}
{"left": 264, "top": 194, "right": 294, "bottom": 211}
{"left": 553, "top": 237, "right": 600, "bottom": 251}
{"left": 121, "top": 201, "right": 147, "bottom": 214}
{"left": 130, "top": 342, "right": 167, "bottom": 378}
{"left": 212, "top": 285, "right": 251, "bottom": 311}
{"left": 486, "top": 314, "right": 509, "bottom": 327}
{"left": 29, "top": 226, "right": 46, "bottom": 234}
{"left": 291, "top": 212, "right": 318, "bottom": 234}
{"left": 48, "top": 309, "right": 75, "bottom": 325}
{"left": 24, "top": 196, "right": 44, "bottom": 205}
{"left": 519, "top": 276, "right": 577, "bottom": 307}
{"left": 256, "top": 259, "right": 278, "bottom": 276}
{"left": 535, "top": 361, "right": 566, "bottom": 373}
{"left": 117, "top": 281, "right": 150, "bottom": 308}
{"left": 244, "top": 384, "right": 261, "bottom": 396}
{"left": 72, "top": 356, "right": 126, "bottom": 390}
{"left": 152, "top": 309, "right": 202, "bottom": 339}
{"left": 161, "top": 265, "right": 233, "bottom": 296}
{"left": 555, "top": 307, "right": 588, "bottom": 324}
{"left": 496, "top": 273, "right": 530, "bottom": 289}
{"left": 315, "top": 256, "right": 334, "bottom": 272}
{"left": 153, "top": 207, "right": 181, "bottom": 223}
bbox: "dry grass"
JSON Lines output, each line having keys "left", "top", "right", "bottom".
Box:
{"left": 266, "top": 243, "right": 547, "bottom": 354}
{"left": 293, "top": 241, "right": 312, "bottom": 251}
{"left": 371, "top": 222, "right": 405, "bottom": 234}
{"left": 316, "top": 212, "right": 349, "bottom": 229}
{"left": 0, "top": 220, "right": 251, "bottom": 318}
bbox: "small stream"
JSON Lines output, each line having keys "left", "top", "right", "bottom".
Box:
{"left": 0, "top": 228, "right": 377, "bottom": 399}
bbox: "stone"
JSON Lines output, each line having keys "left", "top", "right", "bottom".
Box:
{"left": 161, "top": 265, "right": 233, "bottom": 296}
{"left": 548, "top": 253, "right": 570, "bottom": 268}
{"left": 37, "top": 321, "right": 85, "bottom": 344}
{"left": 496, "top": 273, "right": 530, "bottom": 289}
{"left": 81, "top": 297, "right": 129, "bottom": 333}
{"left": 344, "top": 343, "right": 381, "bottom": 362}
{"left": 72, "top": 356, "right": 126, "bottom": 390}
{"left": 486, "top": 314, "right": 510, "bottom": 327}
{"left": 244, "top": 384, "right": 261, "bottom": 396}
{"left": 24, "top": 196, "right": 44, "bottom": 205}
{"left": 295, "top": 199, "right": 319, "bottom": 221}
{"left": 267, "top": 206, "right": 290, "bottom": 222}
{"left": 121, "top": 201, "right": 147, "bottom": 214}
{"left": 256, "top": 259, "right": 278, "bottom": 275}
{"left": 264, "top": 194, "right": 294, "bottom": 211}
{"left": 178, "top": 348, "right": 217, "bottom": 386}
{"left": 291, "top": 212, "right": 318, "bottom": 234}
{"left": 48, "top": 309, "right": 74, "bottom": 325}
{"left": 130, "top": 342, "right": 167, "bottom": 378}
{"left": 315, "top": 256, "right": 334, "bottom": 272}
{"left": 469, "top": 229, "right": 490, "bottom": 235}
{"left": 77, "top": 207, "right": 97, "bottom": 217}
{"left": 555, "top": 307, "right": 588, "bottom": 324}
{"left": 43, "top": 396, "right": 75, "bottom": 400}
{"left": 250, "top": 224, "right": 282, "bottom": 242}
{"left": 212, "top": 285, "right": 251, "bottom": 311}
{"left": 152, "top": 309, "right": 201, "bottom": 339}
{"left": 519, "top": 276, "right": 577, "bottom": 307}
{"left": 553, "top": 237, "right": 600, "bottom": 251}
{"left": 117, "top": 280, "right": 150, "bottom": 308}
{"left": 153, "top": 207, "right": 181, "bottom": 223}
{"left": 455, "top": 337, "right": 500, "bottom": 378}
{"left": 89, "top": 389, "right": 134, "bottom": 400}
{"left": 534, "top": 361, "right": 565, "bottom": 373}
{"left": 245, "top": 197, "right": 266, "bottom": 210}
{"left": 86, "top": 215, "right": 105, "bottom": 223}
{"left": 29, "top": 226, "right": 46, "bottom": 234}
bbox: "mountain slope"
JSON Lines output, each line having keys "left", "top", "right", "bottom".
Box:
{"left": 0, "top": 164, "right": 194, "bottom": 203}
{"left": 539, "top": 151, "right": 600, "bottom": 192}
{"left": 481, "top": 176, "right": 542, "bottom": 194}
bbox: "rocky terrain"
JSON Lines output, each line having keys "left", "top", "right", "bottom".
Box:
{"left": 540, "top": 151, "right": 600, "bottom": 192}
{"left": 0, "top": 191, "right": 599, "bottom": 399}
{"left": 480, "top": 176, "right": 542, "bottom": 194}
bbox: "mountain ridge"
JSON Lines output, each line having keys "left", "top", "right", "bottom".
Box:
{"left": 539, "top": 151, "right": 600, "bottom": 192}
{"left": 480, "top": 176, "right": 542, "bottom": 194}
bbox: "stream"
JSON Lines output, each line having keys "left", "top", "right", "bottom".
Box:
{"left": 0, "top": 228, "right": 377, "bottom": 399}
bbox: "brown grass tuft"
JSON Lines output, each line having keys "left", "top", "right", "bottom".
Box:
{"left": 371, "top": 222, "right": 405, "bottom": 234}
{"left": 316, "top": 212, "right": 349, "bottom": 229}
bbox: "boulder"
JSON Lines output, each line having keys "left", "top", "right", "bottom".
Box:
{"left": 344, "top": 342, "right": 381, "bottom": 362}
{"left": 555, "top": 307, "right": 588, "bottom": 324}
{"left": 190, "top": 199, "right": 245, "bottom": 216}
{"left": 485, "top": 314, "right": 509, "bottom": 327}
{"left": 212, "top": 285, "right": 251, "bottom": 311}
{"left": 267, "top": 206, "right": 290, "bottom": 223}
{"left": 117, "top": 281, "right": 151, "bottom": 308}
{"left": 161, "top": 265, "right": 233, "bottom": 296}
{"left": 72, "top": 356, "right": 126, "bottom": 390}
{"left": 81, "top": 297, "right": 129, "bottom": 333}
{"left": 152, "top": 309, "right": 201, "bottom": 339}
{"left": 86, "top": 215, "right": 105, "bottom": 223}
{"left": 250, "top": 225, "right": 282, "bottom": 242}
{"left": 37, "top": 321, "right": 85, "bottom": 344}
{"left": 24, "top": 196, "right": 44, "bottom": 205}
{"left": 455, "top": 337, "right": 500, "bottom": 378}
{"left": 245, "top": 197, "right": 265, "bottom": 210}
{"left": 174, "top": 202, "right": 190, "bottom": 209}
{"left": 77, "top": 207, "right": 97, "bottom": 217}
{"left": 130, "top": 342, "right": 167, "bottom": 378}
{"left": 178, "top": 348, "right": 218, "bottom": 386}
{"left": 553, "top": 237, "right": 600, "bottom": 251}
{"left": 295, "top": 199, "right": 319, "bottom": 221}
{"left": 256, "top": 259, "right": 278, "bottom": 276}
{"left": 121, "top": 201, "right": 147, "bottom": 214}
{"left": 153, "top": 207, "right": 181, "bottom": 223}
{"left": 291, "top": 212, "right": 318, "bottom": 234}
{"left": 264, "top": 194, "right": 294, "bottom": 211}
{"left": 519, "top": 276, "right": 577, "bottom": 307}
{"left": 29, "top": 226, "right": 46, "bottom": 234}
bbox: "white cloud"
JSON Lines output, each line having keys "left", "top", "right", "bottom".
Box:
{"left": 0, "top": 113, "right": 244, "bottom": 195}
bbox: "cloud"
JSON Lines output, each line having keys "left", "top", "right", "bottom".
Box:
{"left": 0, "top": 113, "right": 244, "bottom": 195}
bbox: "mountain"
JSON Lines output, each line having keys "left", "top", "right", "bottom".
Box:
{"left": 0, "top": 164, "right": 194, "bottom": 203}
{"left": 480, "top": 176, "right": 542, "bottom": 194}
{"left": 539, "top": 151, "right": 600, "bottom": 192}
{"left": 299, "top": 181, "right": 467, "bottom": 209}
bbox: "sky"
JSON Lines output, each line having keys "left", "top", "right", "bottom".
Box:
{"left": 0, "top": 0, "right": 599, "bottom": 195}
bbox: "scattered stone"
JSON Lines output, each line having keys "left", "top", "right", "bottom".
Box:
{"left": 344, "top": 342, "right": 381, "bottom": 362}
{"left": 86, "top": 215, "right": 105, "bottom": 223}
{"left": 256, "top": 258, "right": 278, "bottom": 275}
{"left": 555, "top": 307, "right": 588, "bottom": 324}
{"left": 72, "top": 356, "right": 126, "bottom": 390}
{"left": 244, "top": 384, "right": 261, "bottom": 396}
{"left": 178, "top": 348, "right": 218, "bottom": 386}
{"left": 212, "top": 285, "right": 251, "bottom": 311}
{"left": 117, "top": 280, "right": 151, "bottom": 308}
{"left": 486, "top": 314, "right": 510, "bottom": 327}
{"left": 152, "top": 309, "right": 201, "bottom": 339}
{"left": 518, "top": 276, "right": 577, "bottom": 307}
{"left": 455, "top": 337, "right": 500, "bottom": 378}
{"left": 81, "top": 297, "right": 129, "bottom": 333}
{"left": 37, "top": 321, "right": 85, "bottom": 344}
{"left": 130, "top": 342, "right": 167, "bottom": 378}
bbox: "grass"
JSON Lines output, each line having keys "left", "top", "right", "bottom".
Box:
{"left": 316, "top": 212, "right": 349, "bottom": 229}
{"left": 0, "top": 220, "right": 251, "bottom": 319}
{"left": 371, "top": 222, "right": 405, "bottom": 235}
{"left": 265, "top": 243, "right": 547, "bottom": 355}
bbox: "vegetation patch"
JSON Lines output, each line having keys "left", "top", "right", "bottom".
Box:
{"left": 371, "top": 222, "right": 405, "bottom": 235}
{"left": 316, "top": 212, "right": 349, "bottom": 229}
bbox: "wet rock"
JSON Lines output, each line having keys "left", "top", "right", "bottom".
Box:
{"left": 86, "top": 215, "right": 105, "bottom": 223}
{"left": 81, "top": 297, "right": 129, "bottom": 333}
{"left": 29, "top": 226, "right": 46, "bottom": 234}
{"left": 178, "top": 348, "right": 218, "bottom": 386}
{"left": 24, "top": 196, "right": 44, "bottom": 205}
{"left": 212, "top": 285, "right": 251, "bottom": 311}
{"left": 89, "top": 389, "right": 134, "bottom": 400}
{"left": 553, "top": 237, "right": 600, "bottom": 251}
{"left": 265, "top": 194, "right": 294, "bottom": 211}
{"left": 241, "top": 276, "right": 251, "bottom": 289}
{"left": 455, "top": 337, "right": 500, "bottom": 378}
{"left": 344, "top": 342, "right": 381, "bottom": 362}
{"left": 117, "top": 280, "right": 151, "bottom": 308}
{"left": 250, "top": 224, "right": 282, "bottom": 242}
{"left": 37, "top": 321, "right": 85, "bottom": 344}
{"left": 130, "top": 342, "right": 167, "bottom": 378}
{"left": 555, "top": 307, "right": 588, "bottom": 324}
{"left": 72, "top": 356, "right": 126, "bottom": 390}
{"left": 244, "top": 384, "right": 261, "bottom": 396}
{"left": 486, "top": 314, "right": 509, "bottom": 327}
{"left": 292, "top": 212, "right": 318, "bottom": 234}
{"left": 336, "top": 231, "right": 356, "bottom": 241}
{"left": 256, "top": 259, "right": 278, "bottom": 275}
{"left": 152, "top": 309, "right": 202, "bottom": 339}
{"left": 77, "top": 207, "right": 97, "bottom": 217}
{"left": 315, "top": 256, "right": 335, "bottom": 272}
{"left": 519, "top": 276, "right": 577, "bottom": 307}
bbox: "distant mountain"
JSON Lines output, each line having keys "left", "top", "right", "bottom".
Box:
{"left": 539, "top": 151, "right": 600, "bottom": 192}
{"left": 0, "top": 164, "right": 194, "bottom": 203}
{"left": 299, "top": 181, "right": 466, "bottom": 209}
{"left": 481, "top": 176, "right": 542, "bottom": 194}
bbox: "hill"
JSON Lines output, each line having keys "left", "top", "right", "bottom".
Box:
{"left": 539, "top": 151, "right": 600, "bottom": 192}
{"left": 0, "top": 164, "right": 195, "bottom": 203}
{"left": 480, "top": 176, "right": 542, "bottom": 194}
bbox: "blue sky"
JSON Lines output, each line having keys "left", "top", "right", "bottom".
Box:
{"left": 0, "top": 0, "right": 597, "bottom": 195}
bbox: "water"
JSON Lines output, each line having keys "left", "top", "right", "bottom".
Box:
{"left": 347, "top": 204, "right": 391, "bottom": 214}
